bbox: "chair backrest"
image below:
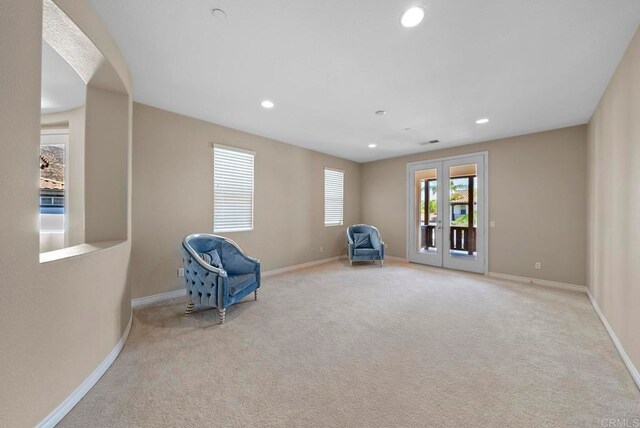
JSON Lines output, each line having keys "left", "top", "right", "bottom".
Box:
{"left": 183, "top": 234, "right": 226, "bottom": 255}
{"left": 183, "top": 234, "right": 258, "bottom": 275}
{"left": 347, "top": 224, "right": 381, "bottom": 245}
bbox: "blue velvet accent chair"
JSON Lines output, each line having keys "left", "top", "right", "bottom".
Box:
{"left": 181, "top": 234, "right": 260, "bottom": 324}
{"left": 347, "top": 224, "right": 384, "bottom": 267}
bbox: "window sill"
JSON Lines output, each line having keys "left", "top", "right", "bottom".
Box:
{"left": 324, "top": 223, "right": 344, "bottom": 228}
{"left": 39, "top": 240, "right": 126, "bottom": 264}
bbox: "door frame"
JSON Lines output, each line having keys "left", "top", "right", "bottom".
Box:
{"left": 407, "top": 160, "right": 443, "bottom": 267}
{"left": 405, "top": 151, "right": 489, "bottom": 274}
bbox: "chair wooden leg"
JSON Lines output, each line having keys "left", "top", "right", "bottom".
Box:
{"left": 254, "top": 289, "right": 258, "bottom": 301}
{"left": 184, "top": 301, "right": 194, "bottom": 317}
{"left": 218, "top": 308, "right": 226, "bottom": 324}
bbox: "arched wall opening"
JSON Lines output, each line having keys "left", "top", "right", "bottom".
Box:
{"left": 0, "top": 1, "right": 133, "bottom": 426}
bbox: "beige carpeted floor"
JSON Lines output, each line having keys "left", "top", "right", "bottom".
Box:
{"left": 60, "top": 260, "right": 640, "bottom": 427}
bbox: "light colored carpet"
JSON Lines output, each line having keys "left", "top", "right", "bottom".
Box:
{"left": 60, "top": 260, "right": 640, "bottom": 427}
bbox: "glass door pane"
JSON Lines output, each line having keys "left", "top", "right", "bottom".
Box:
{"left": 408, "top": 161, "right": 443, "bottom": 267}
{"left": 443, "top": 156, "right": 485, "bottom": 274}
{"left": 448, "top": 164, "right": 477, "bottom": 261}
{"left": 417, "top": 168, "right": 438, "bottom": 254}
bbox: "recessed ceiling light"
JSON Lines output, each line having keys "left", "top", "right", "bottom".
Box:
{"left": 261, "top": 100, "right": 275, "bottom": 109}
{"left": 401, "top": 7, "right": 425, "bottom": 28}
{"left": 375, "top": 110, "right": 386, "bottom": 116}
{"left": 368, "top": 144, "right": 377, "bottom": 148}
{"left": 475, "top": 118, "right": 490, "bottom": 124}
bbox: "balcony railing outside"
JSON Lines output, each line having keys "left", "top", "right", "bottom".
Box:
{"left": 421, "top": 224, "right": 476, "bottom": 254}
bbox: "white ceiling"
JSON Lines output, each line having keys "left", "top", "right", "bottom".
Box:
{"left": 41, "top": 40, "right": 86, "bottom": 114}
{"left": 87, "top": 0, "right": 640, "bottom": 162}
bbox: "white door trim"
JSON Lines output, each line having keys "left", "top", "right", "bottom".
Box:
{"left": 405, "top": 151, "right": 489, "bottom": 274}
{"left": 406, "top": 151, "right": 490, "bottom": 167}
{"left": 407, "top": 160, "right": 443, "bottom": 267}
{"left": 442, "top": 155, "right": 485, "bottom": 273}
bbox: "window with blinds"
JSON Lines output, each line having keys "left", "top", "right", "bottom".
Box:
{"left": 213, "top": 145, "right": 255, "bottom": 232}
{"left": 324, "top": 168, "right": 344, "bottom": 226}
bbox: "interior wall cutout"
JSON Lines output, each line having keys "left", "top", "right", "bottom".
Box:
{"left": 42, "top": 106, "right": 86, "bottom": 247}
{"left": 40, "top": 0, "right": 129, "bottom": 255}
{"left": 0, "top": 1, "right": 133, "bottom": 426}
{"left": 42, "top": 0, "right": 103, "bottom": 83}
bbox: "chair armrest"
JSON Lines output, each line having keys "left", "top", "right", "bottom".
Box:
{"left": 221, "top": 241, "right": 260, "bottom": 275}
{"left": 346, "top": 228, "right": 354, "bottom": 244}
{"left": 234, "top": 248, "right": 260, "bottom": 265}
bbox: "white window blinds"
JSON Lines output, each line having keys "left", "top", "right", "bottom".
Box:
{"left": 324, "top": 168, "right": 344, "bottom": 226}
{"left": 214, "top": 145, "right": 254, "bottom": 232}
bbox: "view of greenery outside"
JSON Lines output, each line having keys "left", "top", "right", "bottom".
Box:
{"left": 452, "top": 213, "right": 469, "bottom": 226}
{"left": 421, "top": 176, "right": 478, "bottom": 227}
{"left": 428, "top": 180, "right": 437, "bottom": 222}
{"left": 429, "top": 199, "right": 437, "bottom": 217}
{"left": 420, "top": 181, "right": 425, "bottom": 221}
{"left": 420, "top": 180, "right": 439, "bottom": 223}
{"left": 449, "top": 177, "right": 477, "bottom": 227}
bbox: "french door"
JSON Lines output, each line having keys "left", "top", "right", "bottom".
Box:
{"left": 407, "top": 153, "right": 487, "bottom": 274}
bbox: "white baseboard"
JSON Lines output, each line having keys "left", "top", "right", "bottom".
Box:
{"left": 586, "top": 290, "right": 640, "bottom": 391}
{"left": 487, "top": 272, "right": 587, "bottom": 293}
{"left": 487, "top": 271, "right": 639, "bottom": 391}
{"left": 132, "top": 288, "right": 186, "bottom": 308}
{"left": 262, "top": 255, "right": 345, "bottom": 278}
{"left": 37, "top": 263, "right": 640, "bottom": 428}
{"left": 132, "top": 255, "right": 347, "bottom": 308}
{"left": 37, "top": 313, "right": 133, "bottom": 428}
{"left": 385, "top": 255, "right": 408, "bottom": 263}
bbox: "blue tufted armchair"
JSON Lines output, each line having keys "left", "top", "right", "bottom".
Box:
{"left": 181, "top": 234, "right": 260, "bottom": 324}
{"left": 347, "top": 224, "right": 384, "bottom": 267}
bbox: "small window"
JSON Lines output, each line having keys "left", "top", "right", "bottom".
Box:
{"left": 213, "top": 145, "right": 255, "bottom": 232}
{"left": 324, "top": 167, "right": 344, "bottom": 226}
{"left": 40, "top": 137, "right": 66, "bottom": 246}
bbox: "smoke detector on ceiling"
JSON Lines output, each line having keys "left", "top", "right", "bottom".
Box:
{"left": 211, "top": 8, "right": 227, "bottom": 19}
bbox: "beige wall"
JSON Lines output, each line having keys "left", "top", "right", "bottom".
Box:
{"left": 42, "top": 106, "right": 86, "bottom": 246}
{"left": 361, "top": 126, "right": 587, "bottom": 286}
{"left": 131, "top": 103, "right": 361, "bottom": 299}
{"left": 0, "top": 1, "right": 632, "bottom": 425}
{"left": 0, "top": 1, "right": 133, "bottom": 426}
{"left": 84, "top": 86, "right": 129, "bottom": 243}
{"left": 587, "top": 27, "right": 640, "bottom": 373}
